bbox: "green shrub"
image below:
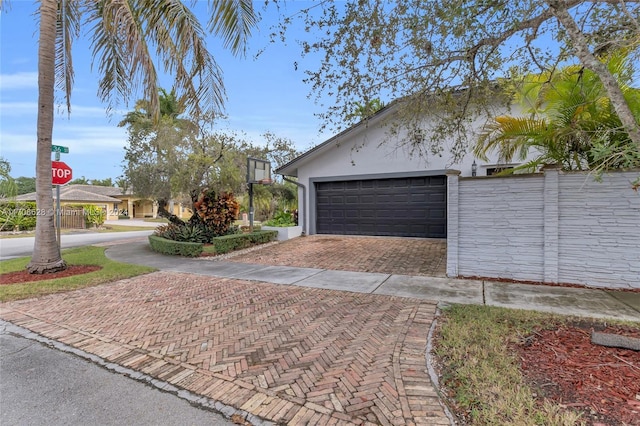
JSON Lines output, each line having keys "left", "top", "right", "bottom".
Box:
{"left": 154, "top": 191, "right": 242, "bottom": 243}
{"left": 81, "top": 204, "right": 106, "bottom": 227}
{"left": 203, "top": 230, "right": 277, "bottom": 255}
{"left": 174, "top": 223, "right": 207, "bottom": 243}
{"left": 263, "top": 210, "right": 297, "bottom": 227}
{"left": 154, "top": 224, "right": 177, "bottom": 240}
{"left": 154, "top": 223, "right": 208, "bottom": 243}
{"left": 148, "top": 235, "right": 203, "bottom": 257}
{"left": 0, "top": 201, "right": 37, "bottom": 231}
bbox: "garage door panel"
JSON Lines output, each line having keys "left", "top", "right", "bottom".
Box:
{"left": 428, "top": 208, "right": 446, "bottom": 219}
{"left": 345, "top": 209, "right": 359, "bottom": 218}
{"left": 391, "top": 194, "right": 410, "bottom": 203}
{"left": 316, "top": 176, "right": 447, "bottom": 238}
{"left": 376, "top": 210, "right": 396, "bottom": 219}
{"left": 429, "top": 193, "right": 446, "bottom": 202}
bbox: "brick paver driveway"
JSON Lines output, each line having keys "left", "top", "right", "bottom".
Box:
{"left": 0, "top": 237, "right": 449, "bottom": 425}
{"left": 227, "top": 235, "right": 447, "bottom": 277}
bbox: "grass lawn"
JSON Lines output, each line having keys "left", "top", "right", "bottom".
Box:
{"left": 0, "top": 246, "right": 156, "bottom": 302}
{"left": 434, "top": 305, "right": 639, "bottom": 425}
{"left": 434, "top": 305, "right": 577, "bottom": 425}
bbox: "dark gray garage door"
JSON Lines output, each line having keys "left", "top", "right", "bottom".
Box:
{"left": 315, "top": 176, "right": 447, "bottom": 238}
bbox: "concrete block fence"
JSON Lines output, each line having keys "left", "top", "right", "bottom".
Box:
{"left": 446, "top": 167, "right": 640, "bottom": 290}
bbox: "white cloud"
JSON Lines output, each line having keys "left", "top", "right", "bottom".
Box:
{"left": 0, "top": 71, "right": 37, "bottom": 91}
{"left": 0, "top": 101, "right": 37, "bottom": 117}
{"left": 0, "top": 125, "right": 127, "bottom": 154}
{"left": 0, "top": 132, "right": 37, "bottom": 153}
{"left": 53, "top": 125, "right": 128, "bottom": 153}
{"left": 0, "top": 101, "right": 125, "bottom": 121}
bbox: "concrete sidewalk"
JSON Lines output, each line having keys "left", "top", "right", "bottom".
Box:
{"left": 105, "top": 239, "right": 640, "bottom": 322}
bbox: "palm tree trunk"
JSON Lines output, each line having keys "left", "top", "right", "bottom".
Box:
{"left": 27, "top": 0, "right": 66, "bottom": 274}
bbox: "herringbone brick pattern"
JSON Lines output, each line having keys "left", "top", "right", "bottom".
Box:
{"left": 0, "top": 272, "right": 449, "bottom": 425}
{"left": 226, "top": 236, "right": 447, "bottom": 277}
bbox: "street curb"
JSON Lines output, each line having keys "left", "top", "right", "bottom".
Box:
{"left": 0, "top": 319, "right": 274, "bottom": 426}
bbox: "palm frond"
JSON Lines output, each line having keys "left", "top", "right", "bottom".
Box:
{"left": 474, "top": 115, "right": 548, "bottom": 163}
{"left": 207, "top": 0, "right": 256, "bottom": 56}
{"left": 87, "top": 0, "right": 160, "bottom": 118}
{"left": 137, "top": 0, "right": 226, "bottom": 118}
{"left": 85, "top": 0, "right": 230, "bottom": 121}
{"left": 55, "top": 0, "right": 80, "bottom": 114}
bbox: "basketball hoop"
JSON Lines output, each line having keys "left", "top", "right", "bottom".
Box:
{"left": 246, "top": 157, "right": 273, "bottom": 232}
{"left": 247, "top": 157, "right": 271, "bottom": 184}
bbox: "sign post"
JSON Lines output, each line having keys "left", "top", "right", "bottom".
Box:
{"left": 51, "top": 146, "right": 70, "bottom": 248}
{"left": 246, "top": 158, "right": 272, "bottom": 233}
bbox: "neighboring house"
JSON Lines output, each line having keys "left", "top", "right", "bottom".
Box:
{"left": 276, "top": 101, "right": 520, "bottom": 238}
{"left": 13, "top": 185, "right": 190, "bottom": 220}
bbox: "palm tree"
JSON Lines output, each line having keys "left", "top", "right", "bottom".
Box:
{"left": 474, "top": 51, "right": 640, "bottom": 173}
{"left": 11, "top": 0, "right": 256, "bottom": 273}
{"left": 347, "top": 98, "right": 386, "bottom": 122}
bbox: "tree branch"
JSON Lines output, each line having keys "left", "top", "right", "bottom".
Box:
{"left": 547, "top": 0, "right": 640, "bottom": 149}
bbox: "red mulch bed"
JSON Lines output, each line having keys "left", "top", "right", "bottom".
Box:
{"left": 0, "top": 265, "right": 102, "bottom": 285}
{"left": 516, "top": 322, "right": 640, "bottom": 425}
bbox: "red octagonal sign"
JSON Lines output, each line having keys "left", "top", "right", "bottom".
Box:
{"left": 52, "top": 161, "right": 73, "bottom": 185}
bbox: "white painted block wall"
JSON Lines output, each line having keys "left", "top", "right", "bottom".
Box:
{"left": 449, "top": 168, "right": 640, "bottom": 290}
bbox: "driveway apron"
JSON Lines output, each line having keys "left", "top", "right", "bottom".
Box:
{"left": 0, "top": 269, "right": 451, "bottom": 425}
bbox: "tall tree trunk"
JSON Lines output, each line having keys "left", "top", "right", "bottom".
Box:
{"left": 27, "top": 0, "right": 66, "bottom": 274}
{"left": 548, "top": 0, "right": 640, "bottom": 149}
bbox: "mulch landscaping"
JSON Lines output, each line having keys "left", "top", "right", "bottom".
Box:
{"left": 516, "top": 322, "right": 640, "bottom": 425}
{"left": 0, "top": 265, "right": 102, "bottom": 285}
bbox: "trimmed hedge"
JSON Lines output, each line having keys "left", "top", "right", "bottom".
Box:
{"left": 148, "top": 235, "right": 203, "bottom": 257}
{"left": 149, "top": 230, "right": 277, "bottom": 258}
{"left": 202, "top": 230, "right": 278, "bottom": 255}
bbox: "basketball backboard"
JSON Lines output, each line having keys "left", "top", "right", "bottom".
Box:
{"left": 247, "top": 157, "right": 272, "bottom": 184}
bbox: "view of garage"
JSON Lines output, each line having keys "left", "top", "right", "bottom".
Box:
{"left": 315, "top": 175, "right": 447, "bottom": 238}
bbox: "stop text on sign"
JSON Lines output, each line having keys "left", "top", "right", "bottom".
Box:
{"left": 51, "top": 161, "right": 73, "bottom": 185}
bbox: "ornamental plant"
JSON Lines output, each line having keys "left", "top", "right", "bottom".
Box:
{"left": 154, "top": 189, "right": 240, "bottom": 243}
{"left": 263, "top": 209, "right": 297, "bottom": 227}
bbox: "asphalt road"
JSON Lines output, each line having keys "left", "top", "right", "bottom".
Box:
{"left": 0, "top": 230, "right": 154, "bottom": 260}
{"left": 0, "top": 323, "right": 235, "bottom": 426}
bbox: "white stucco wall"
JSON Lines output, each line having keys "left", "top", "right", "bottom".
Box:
{"left": 290, "top": 108, "right": 513, "bottom": 235}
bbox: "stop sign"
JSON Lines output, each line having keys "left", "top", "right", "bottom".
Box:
{"left": 52, "top": 161, "right": 73, "bottom": 185}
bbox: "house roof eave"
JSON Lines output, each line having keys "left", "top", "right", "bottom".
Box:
{"left": 276, "top": 101, "right": 400, "bottom": 177}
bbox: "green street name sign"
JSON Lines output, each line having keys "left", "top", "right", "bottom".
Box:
{"left": 51, "top": 145, "right": 69, "bottom": 154}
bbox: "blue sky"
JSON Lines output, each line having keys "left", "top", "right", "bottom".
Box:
{"left": 0, "top": 1, "right": 328, "bottom": 181}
